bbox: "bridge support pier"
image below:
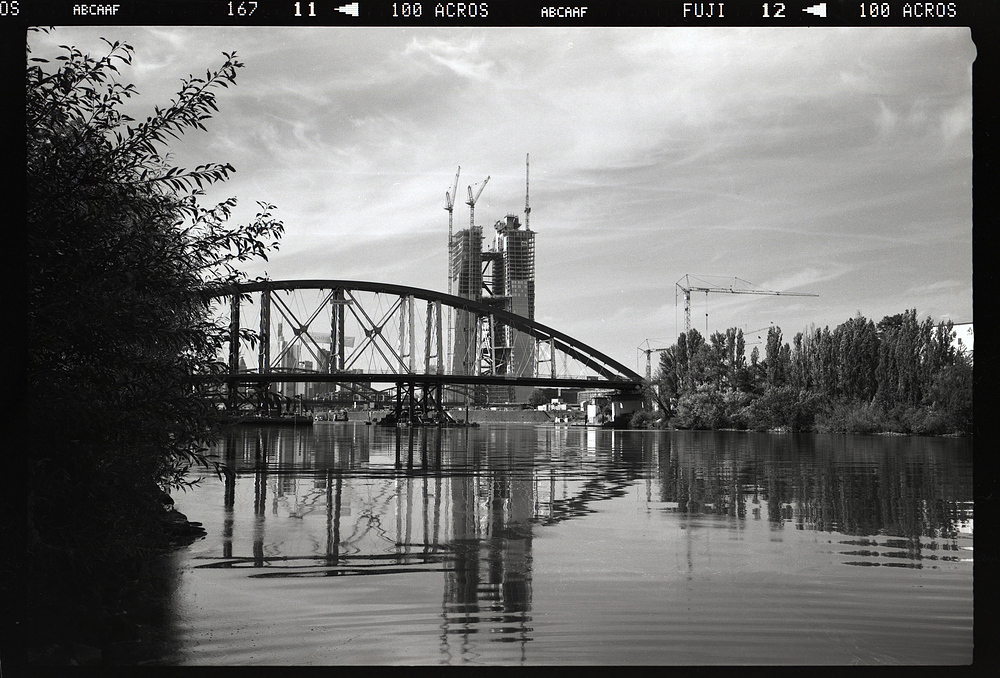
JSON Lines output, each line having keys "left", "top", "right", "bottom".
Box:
{"left": 227, "top": 294, "right": 241, "bottom": 411}
{"left": 385, "top": 380, "right": 452, "bottom": 427}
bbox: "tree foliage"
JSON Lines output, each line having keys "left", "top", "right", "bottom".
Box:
{"left": 527, "top": 388, "right": 550, "bottom": 407}
{"left": 651, "top": 310, "right": 971, "bottom": 435}
{"left": 25, "top": 29, "right": 284, "bottom": 644}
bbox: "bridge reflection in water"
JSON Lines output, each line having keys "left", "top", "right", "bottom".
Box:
{"left": 210, "top": 424, "right": 578, "bottom": 656}
{"left": 198, "top": 424, "right": 971, "bottom": 663}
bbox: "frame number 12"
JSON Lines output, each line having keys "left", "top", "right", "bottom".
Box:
{"left": 762, "top": 2, "right": 786, "bottom": 17}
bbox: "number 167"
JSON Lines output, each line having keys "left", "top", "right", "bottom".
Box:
{"left": 228, "top": 1, "right": 258, "bottom": 15}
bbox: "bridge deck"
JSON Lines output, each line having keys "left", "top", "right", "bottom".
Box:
{"left": 224, "top": 371, "right": 642, "bottom": 391}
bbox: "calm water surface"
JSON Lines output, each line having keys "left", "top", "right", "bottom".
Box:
{"left": 156, "top": 424, "right": 973, "bottom": 665}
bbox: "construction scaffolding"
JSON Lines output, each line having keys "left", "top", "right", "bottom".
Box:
{"left": 478, "top": 214, "right": 536, "bottom": 403}
{"left": 447, "top": 158, "right": 536, "bottom": 404}
{"left": 448, "top": 213, "right": 537, "bottom": 403}
{"left": 494, "top": 214, "right": 536, "bottom": 374}
{"left": 450, "top": 225, "right": 483, "bottom": 379}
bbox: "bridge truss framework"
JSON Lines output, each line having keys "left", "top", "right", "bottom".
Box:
{"left": 211, "top": 280, "right": 643, "bottom": 422}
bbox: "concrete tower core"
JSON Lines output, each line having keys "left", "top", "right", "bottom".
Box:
{"left": 449, "top": 211, "right": 536, "bottom": 403}
{"left": 493, "top": 214, "right": 535, "bottom": 378}
{"left": 450, "top": 225, "right": 483, "bottom": 377}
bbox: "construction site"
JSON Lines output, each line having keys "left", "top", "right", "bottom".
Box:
{"left": 234, "top": 155, "right": 831, "bottom": 421}
{"left": 446, "top": 157, "right": 540, "bottom": 406}
{"left": 211, "top": 151, "right": 651, "bottom": 427}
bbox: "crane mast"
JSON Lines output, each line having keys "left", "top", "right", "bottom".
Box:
{"left": 444, "top": 166, "right": 460, "bottom": 372}
{"left": 675, "top": 274, "right": 818, "bottom": 334}
{"left": 445, "top": 166, "right": 461, "bottom": 294}
{"left": 458, "top": 175, "right": 490, "bottom": 308}
{"left": 639, "top": 342, "right": 672, "bottom": 382}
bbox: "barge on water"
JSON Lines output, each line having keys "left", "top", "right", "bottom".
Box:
{"left": 373, "top": 410, "right": 478, "bottom": 428}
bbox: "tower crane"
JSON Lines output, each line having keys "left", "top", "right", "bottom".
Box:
{"left": 638, "top": 341, "right": 672, "bottom": 382}
{"left": 743, "top": 323, "right": 777, "bottom": 346}
{"left": 444, "top": 166, "right": 461, "bottom": 370}
{"left": 445, "top": 166, "right": 461, "bottom": 293}
{"left": 675, "top": 274, "right": 818, "bottom": 334}
{"left": 466, "top": 176, "right": 490, "bottom": 300}
{"left": 467, "top": 175, "right": 490, "bottom": 229}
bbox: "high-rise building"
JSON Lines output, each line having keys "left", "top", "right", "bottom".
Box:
{"left": 493, "top": 214, "right": 535, "bottom": 385}
{"left": 451, "top": 225, "right": 483, "bottom": 377}
{"left": 449, "top": 210, "right": 536, "bottom": 403}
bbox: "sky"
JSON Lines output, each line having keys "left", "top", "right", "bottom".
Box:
{"left": 29, "top": 26, "right": 975, "bottom": 371}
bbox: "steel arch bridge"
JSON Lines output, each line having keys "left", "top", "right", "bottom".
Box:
{"left": 212, "top": 280, "right": 643, "bottom": 420}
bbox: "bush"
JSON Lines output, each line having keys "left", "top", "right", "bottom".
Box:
{"left": 925, "top": 360, "right": 973, "bottom": 435}
{"left": 815, "top": 400, "right": 882, "bottom": 434}
{"left": 630, "top": 409, "right": 664, "bottom": 429}
{"left": 743, "top": 386, "right": 818, "bottom": 432}
{"left": 25, "top": 30, "right": 283, "bottom": 650}
{"left": 721, "top": 389, "right": 753, "bottom": 430}
{"left": 674, "top": 385, "right": 726, "bottom": 429}
{"left": 911, "top": 410, "right": 953, "bottom": 436}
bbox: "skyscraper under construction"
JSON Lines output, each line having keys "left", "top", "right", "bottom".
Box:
{"left": 451, "top": 223, "right": 484, "bottom": 377}
{"left": 491, "top": 213, "right": 536, "bottom": 375}
{"left": 450, "top": 162, "right": 536, "bottom": 403}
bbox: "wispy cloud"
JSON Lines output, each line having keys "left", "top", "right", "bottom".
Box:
{"left": 403, "top": 35, "right": 494, "bottom": 80}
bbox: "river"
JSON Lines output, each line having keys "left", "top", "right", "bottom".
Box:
{"left": 150, "top": 423, "right": 973, "bottom": 665}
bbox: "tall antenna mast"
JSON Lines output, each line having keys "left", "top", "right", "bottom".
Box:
{"left": 524, "top": 153, "right": 531, "bottom": 230}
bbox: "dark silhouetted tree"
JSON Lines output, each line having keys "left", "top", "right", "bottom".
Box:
{"left": 26, "top": 29, "right": 284, "bottom": 645}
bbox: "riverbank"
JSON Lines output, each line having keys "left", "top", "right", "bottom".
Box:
{"left": 23, "top": 505, "right": 206, "bottom": 667}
